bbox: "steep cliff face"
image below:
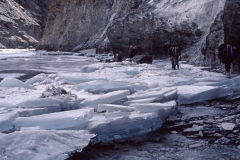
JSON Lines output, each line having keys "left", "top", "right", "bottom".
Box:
{"left": 108, "top": 0, "right": 225, "bottom": 59}
{"left": 0, "top": 0, "right": 51, "bottom": 49}
{"left": 223, "top": 0, "right": 240, "bottom": 47}
{"left": 37, "top": 0, "right": 116, "bottom": 51}
{"left": 38, "top": 0, "right": 225, "bottom": 58}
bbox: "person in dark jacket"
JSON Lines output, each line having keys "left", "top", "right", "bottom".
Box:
{"left": 168, "top": 44, "right": 181, "bottom": 70}
{"left": 217, "top": 43, "right": 236, "bottom": 78}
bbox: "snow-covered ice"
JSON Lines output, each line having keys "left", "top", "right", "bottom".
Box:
{"left": 0, "top": 49, "right": 239, "bottom": 159}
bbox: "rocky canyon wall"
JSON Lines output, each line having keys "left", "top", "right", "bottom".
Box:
{"left": 0, "top": 0, "right": 51, "bottom": 49}
{"left": 38, "top": 0, "right": 226, "bottom": 58}
{"left": 3, "top": 0, "right": 240, "bottom": 71}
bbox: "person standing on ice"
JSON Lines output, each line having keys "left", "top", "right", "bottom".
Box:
{"left": 217, "top": 43, "right": 237, "bottom": 78}
{"left": 168, "top": 43, "right": 181, "bottom": 70}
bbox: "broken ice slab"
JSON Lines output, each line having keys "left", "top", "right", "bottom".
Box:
{"left": 129, "top": 100, "right": 177, "bottom": 115}
{"left": 0, "top": 112, "right": 19, "bottom": 132}
{"left": 81, "top": 90, "right": 130, "bottom": 109}
{"left": 58, "top": 73, "right": 107, "bottom": 84}
{"left": 0, "top": 102, "right": 16, "bottom": 109}
{"left": 127, "top": 87, "right": 175, "bottom": 100}
{"left": 209, "top": 75, "right": 240, "bottom": 91}
{"left": 98, "top": 104, "right": 135, "bottom": 113}
{"left": 177, "top": 85, "right": 232, "bottom": 105}
{"left": 72, "top": 80, "right": 135, "bottom": 94}
{"left": 25, "top": 73, "right": 46, "bottom": 85}
{"left": 88, "top": 111, "right": 168, "bottom": 144}
{"left": 104, "top": 111, "right": 131, "bottom": 119}
{"left": 0, "top": 77, "right": 34, "bottom": 89}
{"left": 14, "top": 108, "right": 94, "bottom": 130}
{"left": 15, "top": 108, "right": 48, "bottom": 117}
{"left": 17, "top": 98, "right": 62, "bottom": 113}
{"left": 0, "top": 130, "right": 95, "bottom": 160}
{"left": 124, "top": 97, "right": 160, "bottom": 105}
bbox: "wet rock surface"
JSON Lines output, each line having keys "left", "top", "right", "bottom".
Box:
{"left": 69, "top": 100, "right": 240, "bottom": 160}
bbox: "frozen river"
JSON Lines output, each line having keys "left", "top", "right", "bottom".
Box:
{"left": 0, "top": 49, "right": 239, "bottom": 160}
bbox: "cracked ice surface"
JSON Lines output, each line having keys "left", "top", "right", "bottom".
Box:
{"left": 0, "top": 49, "right": 239, "bottom": 159}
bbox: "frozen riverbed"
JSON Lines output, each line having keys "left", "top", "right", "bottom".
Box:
{"left": 0, "top": 49, "right": 239, "bottom": 160}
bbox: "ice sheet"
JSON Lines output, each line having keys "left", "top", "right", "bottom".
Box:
{"left": 81, "top": 90, "right": 130, "bottom": 109}
{"left": 15, "top": 108, "right": 94, "bottom": 130}
{"left": 98, "top": 104, "right": 135, "bottom": 112}
{"left": 177, "top": 85, "right": 233, "bottom": 105}
{"left": 0, "top": 130, "right": 94, "bottom": 160}
{"left": 73, "top": 80, "right": 135, "bottom": 93}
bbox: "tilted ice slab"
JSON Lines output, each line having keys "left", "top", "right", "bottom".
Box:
{"left": 25, "top": 73, "right": 46, "bottom": 85}
{"left": 88, "top": 113, "right": 160, "bottom": 143}
{"left": 72, "top": 80, "right": 135, "bottom": 94}
{"left": 98, "top": 104, "right": 135, "bottom": 113}
{"left": 125, "top": 89, "right": 177, "bottom": 105}
{"left": 0, "top": 77, "right": 34, "bottom": 89}
{"left": 177, "top": 85, "right": 233, "bottom": 105}
{"left": 130, "top": 101, "right": 177, "bottom": 114}
{"left": 81, "top": 90, "right": 130, "bottom": 109}
{"left": 0, "top": 102, "right": 16, "bottom": 109}
{"left": 17, "top": 98, "right": 63, "bottom": 113}
{"left": 209, "top": 76, "right": 240, "bottom": 91}
{"left": 15, "top": 108, "right": 94, "bottom": 130}
{"left": 127, "top": 87, "right": 175, "bottom": 100}
{"left": 124, "top": 97, "right": 160, "bottom": 105}
{"left": 0, "top": 130, "right": 95, "bottom": 160}
{"left": 0, "top": 112, "right": 19, "bottom": 132}
{"left": 15, "top": 108, "right": 49, "bottom": 117}
{"left": 88, "top": 101, "right": 177, "bottom": 143}
{"left": 58, "top": 74, "right": 107, "bottom": 85}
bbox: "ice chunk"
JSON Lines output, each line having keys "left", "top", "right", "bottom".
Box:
{"left": 16, "top": 108, "right": 48, "bottom": 117}
{"left": 0, "top": 78, "right": 34, "bottom": 89}
{"left": 81, "top": 90, "right": 130, "bottom": 109}
{"left": 124, "top": 97, "right": 159, "bottom": 105}
{"left": 0, "top": 130, "right": 94, "bottom": 160}
{"left": 158, "top": 89, "right": 178, "bottom": 102}
{"left": 177, "top": 85, "right": 233, "bottom": 105}
{"left": 129, "top": 101, "right": 177, "bottom": 114}
{"left": 81, "top": 65, "right": 99, "bottom": 73}
{"left": 105, "top": 111, "right": 131, "bottom": 119}
{"left": 15, "top": 108, "right": 94, "bottom": 130}
{"left": 73, "top": 80, "right": 134, "bottom": 93}
{"left": 127, "top": 87, "right": 175, "bottom": 100}
{"left": 58, "top": 74, "right": 107, "bottom": 84}
{"left": 89, "top": 112, "right": 163, "bottom": 143}
{"left": 210, "top": 75, "right": 240, "bottom": 91}
{"left": 0, "top": 102, "right": 16, "bottom": 109}
{"left": 0, "top": 112, "right": 19, "bottom": 132}
{"left": 25, "top": 73, "right": 46, "bottom": 85}
{"left": 98, "top": 104, "right": 135, "bottom": 113}
{"left": 17, "top": 98, "right": 63, "bottom": 112}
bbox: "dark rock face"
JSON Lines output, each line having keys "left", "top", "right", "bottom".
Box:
{"left": 201, "top": 11, "right": 225, "bottom": 68}
{"left": 223, "top": 0, "right": 240, "bottom": 47}
{"left": 0, "top": 0, "right": 51, "bottom": 49}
